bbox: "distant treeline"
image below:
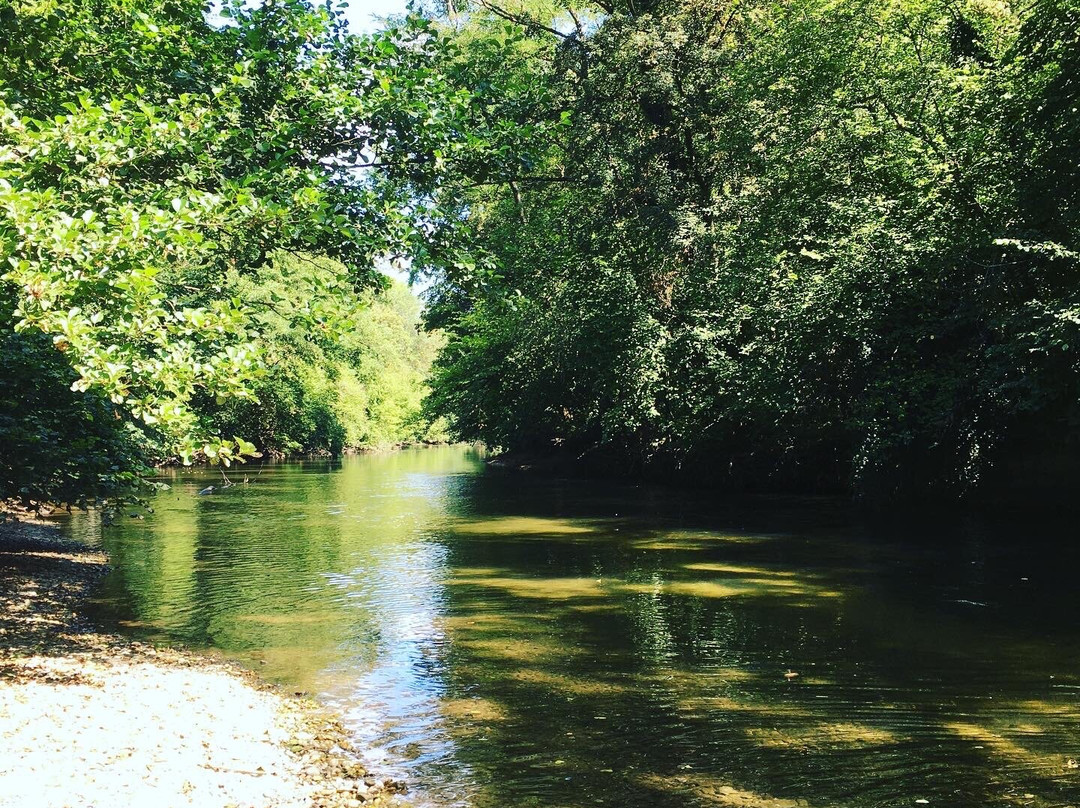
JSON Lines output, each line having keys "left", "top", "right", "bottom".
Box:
{"left": 202, "top": 255, "right": 446, "bottom": 459}
{"left": 423, "top": 0, "right": 1080, "bottom": 503}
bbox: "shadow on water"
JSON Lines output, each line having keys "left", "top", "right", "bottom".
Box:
{"left": 65, "top": 448, "right": 1080, "bottom": 808}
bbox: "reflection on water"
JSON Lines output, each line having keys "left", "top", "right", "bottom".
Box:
{"left": 65, "top": 447, "right": 1080, "bottom": 808}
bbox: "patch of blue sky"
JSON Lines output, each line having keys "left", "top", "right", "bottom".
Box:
{"left": 342, "top": 0, "right": 411, "bottom": 34}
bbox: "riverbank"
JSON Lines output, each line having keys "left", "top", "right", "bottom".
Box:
{"left": 0, "top": 518, "right": 405, "bottom": 808}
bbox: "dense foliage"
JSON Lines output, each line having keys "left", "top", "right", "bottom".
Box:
{"left": 0, "top": 306, "right": 153, "bottom": 508}
{"left": 4, "top": 0, "right": 1077, "bottom": 508}
{"left": 0, "top": 0, "right": 475, "bottom": 507}
{"left": 425, "top": 0, "right": 1080, "bottom": 502}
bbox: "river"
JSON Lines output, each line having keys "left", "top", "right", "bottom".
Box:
{"left": 64, "top": 446, "right": 1080, "bottom": 807}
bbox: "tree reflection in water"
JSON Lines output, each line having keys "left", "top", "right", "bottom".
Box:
{"left": 67, "top": 448, "right": 1080, "bottom": 808}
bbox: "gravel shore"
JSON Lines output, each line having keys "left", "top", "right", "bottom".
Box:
{"left": 0, "top": 518, "right": 405, "bottom": 808}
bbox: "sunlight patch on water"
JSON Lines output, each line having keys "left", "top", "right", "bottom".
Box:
{"left": 745, "top": 722, "right": 900, "bottom": 750}
{"left": 451, "top": 517, "right": 596, "bottom": 536}
{"left": 675, "top": 695, "right": 815, "bottom": 719}
{"left": 508, "top": 668, "right": 632, "bottom": 697}
{"left": 440, "top": 697, "right": 508, "bottom": 723}
{"left": 447, "top": 575, "right": 611, "bottom": 599}
{"left": 642, "top": 581, "right": 747, "bottom": 599}
{"left": 233, "top": 611, "right": 342, "bottom": 626}
{"left": 441, "top": 613, "right": 555, "bottom": 635}
{"left": 635, "top": 773, "right": 810, "bottom": 808}
{"left": 643, "top": 666, "right": 758, "bottom": 690}
{"left": 445, "top": 567, "right": 506, "bottom": 578}
{"left": 941, "top": 721, "right": 1075, "bottom": 774}
{"left": 458, "top": 636, "right": 584, "bottom": 663}
{"left": 445, "top": 571, "right": 840, "bottom": 603}
{"left": 1009, "top": 699, "right": 1080, "bottom": 719}
{"left": 630, "top": 532, "right": 769, "bottom": 551}
{"left": 681, "top": 562, "right": 801, "bottom": 577}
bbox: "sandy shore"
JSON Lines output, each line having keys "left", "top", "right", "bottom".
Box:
{"left": 0, "top": 519, "right": 405, "bottom": 808}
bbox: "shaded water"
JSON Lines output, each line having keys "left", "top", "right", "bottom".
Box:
{"left": 66, "top": 447, "right": 1080, "bottom": 807}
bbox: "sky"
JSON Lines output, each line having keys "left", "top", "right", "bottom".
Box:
{"left": 341, "top": 0, "right": 411, "bottom": 33}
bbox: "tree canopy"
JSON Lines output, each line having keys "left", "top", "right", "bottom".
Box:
{"left": 0, "top": 0, "right": 483, "bottom": 506}
{"left": 3, "top": 0, "right": 1078, "bottom": 508}
{"left": 423, "top": 0, "right": 1080, "bottom": 502}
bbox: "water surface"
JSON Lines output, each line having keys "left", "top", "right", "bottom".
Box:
{"left": 66, "top": 447, "right": 1080, "bottom": 807}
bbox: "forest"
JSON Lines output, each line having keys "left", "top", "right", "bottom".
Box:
{"left": 2, "top": 0, "right": 1079, "bottom": 506}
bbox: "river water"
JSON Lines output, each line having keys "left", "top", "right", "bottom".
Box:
{"left": 65, "top": 446, "right": 1080, "bottom": 807}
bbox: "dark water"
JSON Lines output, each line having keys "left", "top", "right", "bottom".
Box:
{"left": 65, "top": 447, "right": 1080, "bottom": 808}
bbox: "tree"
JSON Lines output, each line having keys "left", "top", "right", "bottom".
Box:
{"left": 0, "top": 0, "right": 485, "bottom": 505}
{"left": 424, "top": 0, "right": 1080, "bottom": 502}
